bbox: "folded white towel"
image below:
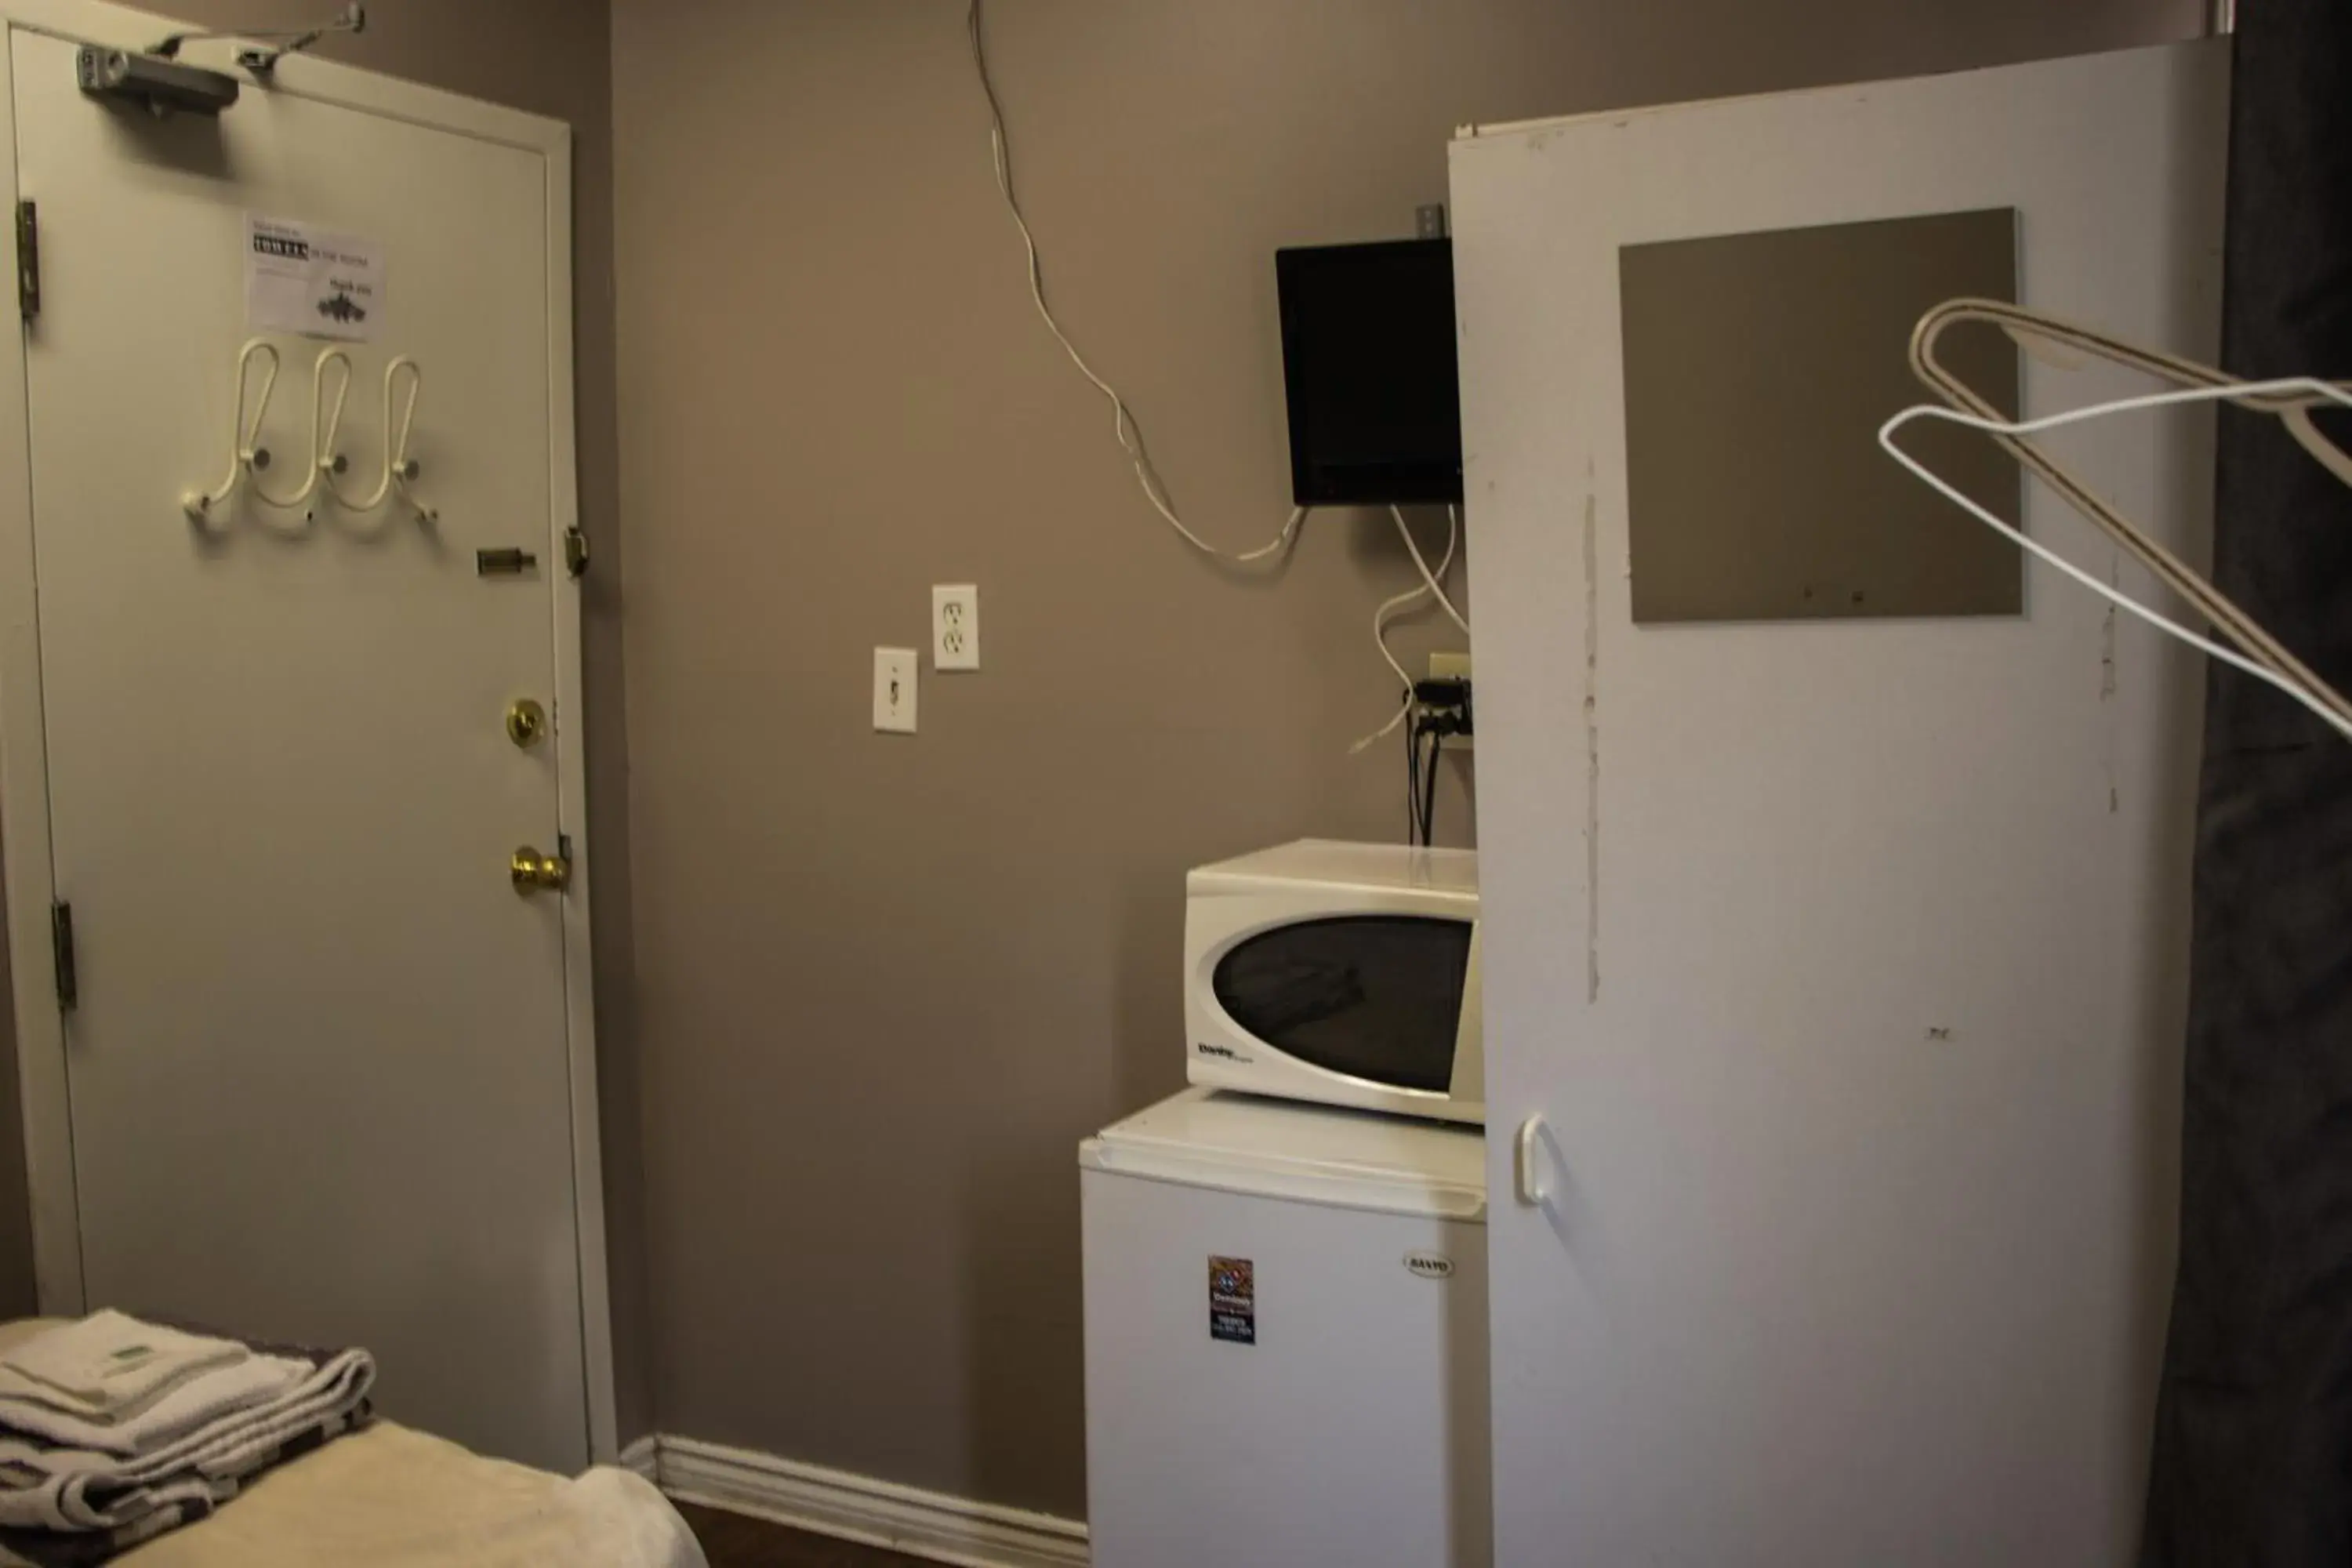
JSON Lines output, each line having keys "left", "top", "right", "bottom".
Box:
{"left": 0, "top": 1344, "right": 300, "bottom": 1458}
{"left": 0, "top": 1345, "right": 374, "bottom": 1533}
{"left": 0, "top": 1314, "right": 245, "bottom": 1423}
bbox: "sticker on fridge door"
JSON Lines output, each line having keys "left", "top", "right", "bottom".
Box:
{"left": 246, "top": 214, "right": 384, "bottom": 342}
{"left": 1208, "top": 1256, "right": 1254, "bottom": 1345}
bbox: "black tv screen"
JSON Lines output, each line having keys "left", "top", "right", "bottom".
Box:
{"left": 1276, "top": 238, "right": 1464, "bottom": 506}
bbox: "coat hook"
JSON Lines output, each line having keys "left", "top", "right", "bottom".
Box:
{"left": 181, "top": 339, "right": 338, "bottom": 520}
{"left": 318, "top": 353, "right": 426, "bottom": 518}
{"left": 183, "top": 339, "right": 278, "bottom": 519}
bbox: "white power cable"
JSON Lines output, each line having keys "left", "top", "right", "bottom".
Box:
{"left": 965, "top": 0, "right": 1470, "bottom": 742}
{"left": 1391, "top": 503, "right": 1470, "bottom": 634}
{"left": 1352, "top": 506, "right": 1461, "bottom": 752}
{"left": 1880, "top": 376, "right": 2352, "bottom": 741}
{"left": 966, "top": 0, "right": 1303, "bottom": 564}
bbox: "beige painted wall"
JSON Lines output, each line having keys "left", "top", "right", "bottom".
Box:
{"left": 0, "top": 0, "right": 650, "bottom": 1440}
{"left": 611, "top": 0, "right": 2202, "bottom": 1517}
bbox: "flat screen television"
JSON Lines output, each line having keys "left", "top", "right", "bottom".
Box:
{"left": 1275, "top": 238, "right": 1464, "bottom": 506}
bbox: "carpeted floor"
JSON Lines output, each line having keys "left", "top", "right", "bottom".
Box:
{"left": 675, "top": 1501, "right": 934, "bottom": 1568}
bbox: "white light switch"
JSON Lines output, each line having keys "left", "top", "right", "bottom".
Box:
{"left": 874, "top": 647, "right": 917, "bottom": 733}
{"left": 933, "top": 584, "right": 979, "bottom": 671}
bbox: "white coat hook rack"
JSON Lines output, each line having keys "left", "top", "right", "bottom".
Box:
{"left": 181, "top": 338, "right": 339, "bottom": 521}
{"left": 314, "top": 350, "right": 433, "bottom": 523}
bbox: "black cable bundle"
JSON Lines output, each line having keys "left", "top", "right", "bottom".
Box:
{"left": 1404, "top": 677, "right": 1472, "bottom": 845}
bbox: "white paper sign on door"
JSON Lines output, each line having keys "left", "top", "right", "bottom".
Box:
{"left": 245, "top": 214, "right": 385, "bottom": 342}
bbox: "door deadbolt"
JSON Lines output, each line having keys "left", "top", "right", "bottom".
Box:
{"left": 506, "top": 699, "right": 546, "bottom": 749}
{"left": 510, "top": 846, "right": 572, "bottom": 896}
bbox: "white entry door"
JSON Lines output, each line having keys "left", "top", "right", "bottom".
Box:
{"left": 1, "top": 24, "right": 597, "bottom": 1472}
{"left": 1453, "top": 42, "right": 2223, "bottom": 1567}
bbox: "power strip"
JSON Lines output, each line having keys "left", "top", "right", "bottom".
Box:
{"left": 1425, "top": 654, "right": 1473, "bottom": 752}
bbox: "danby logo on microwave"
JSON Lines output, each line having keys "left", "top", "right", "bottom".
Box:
{"left": 1403, "top": 1252, "right": 1455, "bottom": 1280}
{"left": 1195, "top": 1041, "right": 1253, "bottom": 1063}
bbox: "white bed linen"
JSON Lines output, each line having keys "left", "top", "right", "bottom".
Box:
{"left": 118, "top": 1423, "right": 702, "bottom": 1568}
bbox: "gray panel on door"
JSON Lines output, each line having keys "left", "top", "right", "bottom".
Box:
{"left": 1619, "top": 208, "right": 2021, "bottom": 623}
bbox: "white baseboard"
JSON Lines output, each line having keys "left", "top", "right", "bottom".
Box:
{"left": 639, "top": 1433, "right": 1089, "bottom": 1568}
{"left": 617, "top": 1433, "right": 659, "bottom": 1483}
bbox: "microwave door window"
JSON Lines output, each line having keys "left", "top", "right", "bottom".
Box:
{"left": 1211, "top": 916, "right": 1472, "bottom": 1094}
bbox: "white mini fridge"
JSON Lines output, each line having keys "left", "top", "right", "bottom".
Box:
{"left": 1080, "top": 1088, "right": 1490, "bottom": 1568}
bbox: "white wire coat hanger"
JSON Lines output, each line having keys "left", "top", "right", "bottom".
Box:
{"left": 1879, "top": 299, "right": 2352, "bottom": 740}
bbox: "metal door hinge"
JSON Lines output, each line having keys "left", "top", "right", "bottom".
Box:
{"left": 16, "top": 201, "right": 39, "bottom": 321}
{"left": 50, "top": 901, "right": 76, "bottom": 1012}
{"left": 563, "top": 527, "right": 589, "bottom": 579}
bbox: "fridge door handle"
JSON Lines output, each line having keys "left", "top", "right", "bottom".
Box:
{"left": 1515, "top": 1114, "right": 1549, "bottom": 1206}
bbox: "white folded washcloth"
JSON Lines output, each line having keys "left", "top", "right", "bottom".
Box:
{"left": 0, "top": 1312, "right": 245, "bottom": 1424}
{"left": 0, "top": 1316, "right": 305, "bottom": 1458}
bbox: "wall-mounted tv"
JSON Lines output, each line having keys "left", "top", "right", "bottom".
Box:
{"left": 1276, "top": 238, "right": 1464, "bottom": 506}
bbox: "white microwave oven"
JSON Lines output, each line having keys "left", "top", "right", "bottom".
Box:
{"left": 1184, "top": 839, "right": 1482, "bottom": 1125}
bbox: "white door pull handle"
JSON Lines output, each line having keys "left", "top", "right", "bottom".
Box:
{"left": 1515, "top": 1114, "right": 1549, "bottom": 1206}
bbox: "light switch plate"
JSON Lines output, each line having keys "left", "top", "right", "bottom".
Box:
{"left": 874, "top": 648, "right": 917, "bottom": 733}
{"left": 932, "top": 584, "right": 978, "bottom": 671}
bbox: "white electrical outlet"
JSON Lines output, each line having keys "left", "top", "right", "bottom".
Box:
{"left": 933, "top": 584, "right": 979, "bottom": 671}
{"left": 873, "top": 648, "right": 918, "bottom": 733}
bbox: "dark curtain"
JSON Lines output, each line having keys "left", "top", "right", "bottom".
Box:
{"left": 2141, "top": 5, "right": 2352, "bottom": 1563}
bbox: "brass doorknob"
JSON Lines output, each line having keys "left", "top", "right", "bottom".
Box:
{"left": 510, "top": 846, "right": 572, "bottom": 896}
{"left": 506, "top": 699, "right": 547, "bottom": 749}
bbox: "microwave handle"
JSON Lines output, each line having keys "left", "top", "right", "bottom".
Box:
{"left": 1514, "top": 1115, "right": 1549, "bottom": 1207}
